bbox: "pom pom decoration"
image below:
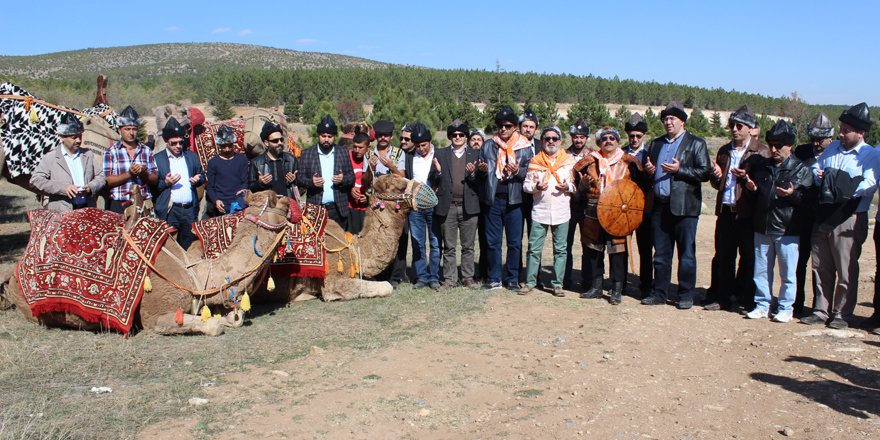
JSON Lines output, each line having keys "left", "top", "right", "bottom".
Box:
{"left": 143, "top": 275, "right": 152, "bottom": 292}
{"left": 200, "top": 305, "right": 211, "bottom": 322}
{"left": 174, "top": 308, "right": 185, "bottom": 326}
{"left": 267, "top": 274, "right": 276, "bottom": 292}
{"left": 240, "top": 291, "right": 252, "bottom": 312}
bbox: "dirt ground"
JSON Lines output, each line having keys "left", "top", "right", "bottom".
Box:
{"left": 2, "top": 177, "right": 879, "bottom": 439}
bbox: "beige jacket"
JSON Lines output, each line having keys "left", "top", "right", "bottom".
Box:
{"left": 30, "top": 145, "right": 106, "bottom": 211}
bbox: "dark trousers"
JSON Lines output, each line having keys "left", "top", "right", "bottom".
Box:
{"left": 795, "top": 227, "right": 815, "bottom": 315}
{"left": 485, "top": 196, "right": 523, "bottom": 286}
{"left": 324, "top": 203, "right": 349, "bottom": 232}
{"left": 586, "top": 249, "right": 627, "bottom": 283}
{"left": 707, "top": 208, "right": 755, "bottom": 309}
{"left": 634, "top": 215, "right": 654, "bottom": 292}
{"left": 477, "top": 213, "right": 489, "bottom": 281}
{"left": 348, "top": 209, "right": 366, "bottom": 234}
{"left": 108, "top": 199, "right": 128, "bottom": 214}
{"left": 564, "top": 203, "right": 588, "bottom": 289}
{"left": 650, "top": 205, "right": 698, "bottom": 302}
{"left": 873, "top": 225, "right": 880, "bottom": 318}
{"left": 378, "top": 218, "right": 410, "bottom": 283}
{"left": 167, "top": 204, "right": 197, "bottom": 250}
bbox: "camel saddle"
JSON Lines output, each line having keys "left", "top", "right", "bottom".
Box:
{"left": 596, "top": 179, "right": 645, "bottom": 237}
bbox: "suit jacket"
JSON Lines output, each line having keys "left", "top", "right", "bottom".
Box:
{"left": 30, "top": 145, "right": 105, "bottom": 211}
{"left": 153, "top": 150, "right": 204, "bottom": 220}
{"left": 295, "top": 144, "right": 355, "bottom": 215}
{"left": 710, "top": 139, "right": 770, "bottom": 217}
{"left": 645, "top": 131, "right": 712, "bottom": 217}
{"left": 433, "top": 146, "right": 481, "bottom": 217}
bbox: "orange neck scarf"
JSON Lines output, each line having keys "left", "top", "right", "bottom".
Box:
{"left": 589, "top": 148, "right": 625, "bottom": 191}
{"left": 528, "top": 149, "right": 574, "bottom": 186}
{"left": 493, "top": 132, "right": 529, "bottom": 179}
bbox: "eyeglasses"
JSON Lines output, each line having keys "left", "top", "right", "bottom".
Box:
{"left": 400, "top": 137, "right": 411, "bottom": 142}
{"left": 167, "top": 140, "right": 184, "bottom": 146}
{"left": 542, "top": 136, "right": 560, "bottom": 142}
{"left": 268, "top": 137, "right": 285, "bottom": 144}
{"left": 729, "top": 122, "right": 746, "bottom": 131}
{"left": 769, "top": 143, "right": 787, "bottom": 150}
{"left": 600, "top": 135, "right": 619, "bottom": 142}
{"left": 498, "top": 123, "right": 515, "bottom": 129}
{"left": 629, "top": 133, "right": 644, "bottom": 139}
{"left": 451, "top": 133, "right": 467, "bottom": 138}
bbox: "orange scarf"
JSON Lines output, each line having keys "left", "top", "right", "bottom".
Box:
{"left": 528, "top": 149, "right": 574, "bottom": 186}
{"left": 589, "top": 148, "right": 625, "bottom": 192}
{"left": 493, "top": 132, "right": 530, "bottom": 179}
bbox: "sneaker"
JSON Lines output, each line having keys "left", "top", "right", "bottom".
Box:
{"left": 772, "top": 312, "right": 793, "bottom": 323}
{"left": 640, "top": 296, "right": 666, "bottom": 306}
{"left": 746, "top": 308, "right": 769, "bottom": 319}
{"left": 799, "top": 314, "right": 825, "bottom": 325}
{"left": 430, "top": 281, "right": 442, "bottom": 291}
{"left": 518, "top": 285, "right": 533, "bottom": 296}
{"left": 413, "top": 281, "right": 428, "bottom": 290}
{"left": 552, "top": 287, "right": 565, "bottom": 298}
{"left": 482, "top": 282, "right": 503, "bottom": 291}
{"left": 827, "top": 317, "right": 848, "bottom": 329}
{"left": 505, "top": 283, "right": 521, "bottom": 292}
{"left": 676, "top": 300, "right": 693, "bottom": 310}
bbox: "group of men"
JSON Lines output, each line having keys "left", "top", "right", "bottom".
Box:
{"left": 29, "top": 100, "right": 880, "bottom": 329}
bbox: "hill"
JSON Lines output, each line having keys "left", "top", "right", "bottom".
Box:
{"left": 0, "top": 43, "right": 389, "bottom": 80}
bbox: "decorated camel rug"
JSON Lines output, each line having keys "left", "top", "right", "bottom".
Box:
{"left": 192, "top": 212, "right": 246, "bottom": 260}
{"left": 191, "top": 118, "right": 246, "bottom": 173}
{"left": 16, "top": 208, "right": 175, "bottom": 335}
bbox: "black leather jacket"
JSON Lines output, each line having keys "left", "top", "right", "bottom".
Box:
{"left": 749, "top": 156, "right": 813, "bottom": 236}
{"left": 645, "top": 131, "right": 712, "bottom": 216}
{"left": 249, "top": 151, "right": 298, "bottom": 197}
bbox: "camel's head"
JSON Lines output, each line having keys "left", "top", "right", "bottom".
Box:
{"left": 371, "top": 174, "right": 438, "bottom": 212}
{"left": 243, "top": 190, "right": 293, "bottom": 228}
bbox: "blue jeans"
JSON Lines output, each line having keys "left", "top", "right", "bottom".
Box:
{"left": 485, "top": 196, "right": 523, "bottom": 286}
{"left": 753, "top": 233, "right": 799, "bottom": 313}
{"left": 650, "top": 206, "right": 698, "bottom": 302}
{"left": 409, "top": 209, "right": 440, "bottom": 283}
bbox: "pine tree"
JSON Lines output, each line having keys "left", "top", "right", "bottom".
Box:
{"left": 710, "top": 111, "right": 724, "bottom": 136}
{"left": 614, "top": 106, "right": 632, "bottom": 131}
{"left": 284, "top": 93, "right": 301, "bottom": 122}
{"left": 687, "top": 108, "right": 710, "bottom": 138}
{"left": 212, "top": 95, "right": 233, "bottom": 120}
{"left": 257, "top": 86, "right": 278, "bottom": 108}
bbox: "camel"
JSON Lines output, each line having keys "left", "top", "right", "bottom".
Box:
{"left": 4, "top": 190, "right": 291, "bottom": 336}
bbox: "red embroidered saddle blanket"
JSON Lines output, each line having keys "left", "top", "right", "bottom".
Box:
{"left": 191, "top": 212, "right": 245, "bottom": 260}
{"left": 16, "top": 208, "right": 175, "bottom": 335}
{"left": 192, "top": 118, "right": 246, "bottom": 175}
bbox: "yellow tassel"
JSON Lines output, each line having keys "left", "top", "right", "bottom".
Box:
{"left": 300, "top": 223, "right": 307, "bottom": 234}
{"left": 337, "top": 259, "right": 344, "bottom": 273}
{"left": 267, "top": 275, "right": 276, "bottom": 292}
{"left": 349, "top": 264, "right": 356, "bottom": 278}
{"left": 355, "top": 261, "right": 360, "bottom": 274}
{"left": 345, "top": 232, "right": 353, "bottom": 243}
{"left": 200, "top": 305, "right": 211, "bottom": 322}
{"left": 143, "top": 275, "right": 152, "bottom": 292}
{"left": 29, "top": 108, "right": 39, "bottom": 124}
{"left": 240, "top": 291, "right": 251, "bottom": 312}
{"left": 213, "top": 313, "right": 222, "bottom": 318}
{"left": 325, "top": 262, "right": 330, "bottom": 275}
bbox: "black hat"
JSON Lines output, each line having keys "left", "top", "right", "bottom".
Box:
{"left": 446, "top": 119, "right": 470, "bottom": 139}
{"left": 729, "top": 105, "right": 757, "bottom": 128}
{"left": 765, "top": 120, "right": 797, "bottom": 146}
{"left": 117, "top": 105, "right": 139, "bottom": 127}
{"left": 57, "top": 113, "right": 84, "bottom": 136}
{"left": 410, "top": 122, "right": 432, "bottom": 143}
{"left": 519, "top": 107, "right": 538, "bottom": 125}
{"left": 215, "top": 124, "right": 238, "bottom": 145}
{"left": 260, "top": 121, "right": 283, "bottom": 142}
{"left": 570, "top": 117, "right": 590, "bottom": 136}
{"left": 838, "top": 102, "right": 872, "bottom": 132}
{"left": 660, "top": 101, "right": 688, "bottom": 122}
{"left": 808, "top": 112, "right": 834, "bottom": 139}
{"left": 317, "top": 114, "right": 338, "bottom": 135}
{"left": 624, "top": 113, "right": 648, "bottom": 133}
{"left": 161, "top": 117, "right": 186, "bottom": 140}
{"left": 494, "top": 105, "right": 518, "bottom": 126}
{"left": 373, "top": 119, "right": 394, "bottom": 135}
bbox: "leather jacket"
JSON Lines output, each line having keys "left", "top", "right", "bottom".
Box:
{"left": 477, "top": 138, "right": 534, "bottom": 206}
{"left": 249, "top": 151, "right": 298, "bottom": 197}
{"left": 644, "top": 131, "right": 712, "bottom": 216}
{"left": 749, "top": 156, "right": 813, "bottom": 236}
{"left": 710, "top": 139, "right": 770, "bottom": 218}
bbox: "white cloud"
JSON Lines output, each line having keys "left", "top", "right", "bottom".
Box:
{"left": 212, "top": 27, "right": 231, "bottom": 33}
{"left": 295, "top": 38, "right": 317, "bottom": 45}
{"left": 164, "top": 26, "right": 179, "bottom": 32}
{"left": 238, "top": 29, "right": 252, "bottom": 36}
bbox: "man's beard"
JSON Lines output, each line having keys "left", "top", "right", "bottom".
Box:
{"left": 544, "top": 145, "right": 558, "bottom": 155}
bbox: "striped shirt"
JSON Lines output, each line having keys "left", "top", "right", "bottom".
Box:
{"left": 103, "top": 141, "right": 157, "bottom": 201}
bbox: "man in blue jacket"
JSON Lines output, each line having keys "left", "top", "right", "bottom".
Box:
{"left": 153, "top": 117, "right": 204, "bottom": 249}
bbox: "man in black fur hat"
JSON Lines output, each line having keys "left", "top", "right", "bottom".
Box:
{"left": 623, "top": 113, "right": 653, "bottom": 296}
{"left": 296, "top": 115, "right": 355, "bottom": 230}
{"left": 249, "top": 121, "right": 298, "bottom": 198}
{"left": 153, "top": 117, "right": 204, "bottom": 249}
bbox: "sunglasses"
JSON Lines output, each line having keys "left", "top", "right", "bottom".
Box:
{"left": 629, "top": 133, "right": 644, "bottom": 139}
{"left": 769, "top": 143, "right": 787, "bottom": 150}
{"left": 542, "top": 136, "right": 560, "bottom": 142}
{"left": 498, "top": 123, "right": 515, "bottom": 129}
{"left": 167, "top": 140, "right": 184, "bottom": 146}
{"left": 600, "top": 135, "right": 619, "bottom": 142}
{"left": 451, "top": 133, "right": 467, "bottom": 138}
{"left": 268, "top": 138, "right": 285, "bottom": 144}
{"left": 729, "top": 122, "right": 747, "bottom": 131}
{"left": 400, "top": 137, "right": 411, "bottom": 142}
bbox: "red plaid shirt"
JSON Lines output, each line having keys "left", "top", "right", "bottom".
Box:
{"left": 103, "top": 141, "right": 157, "bottom": 201}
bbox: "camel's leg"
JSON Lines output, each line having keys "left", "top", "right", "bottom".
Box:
{"left": 322, "top": 278, "right": 393, "bottom": 301}
{"left": 152, "top": 313, "right": 229, "bottom": 336}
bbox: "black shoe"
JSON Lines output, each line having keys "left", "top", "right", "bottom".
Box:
{"left": 799, "top": 314, "right": 825, "bottom": 325}
{"left": 702, "top": 302, "right": 722, "bottom": 311}
{"left": 413, "top": 281, "right": 428, "bottom": 289}
{"left": 390, "top": 280, "right": 401, "bottom": 290}
{"left": 677, "top": 300, "right": 693, "bottom": 310}
{"left": 505, "top": 283, "right": 521, "bottom": 292}
{"left": 609, "top": 282, "right": 624, "bottom": 305}
{"left": 827, "top": 317, "right": 848, "bottom": 330}
{"left": 580, "top": 277, "right": 604, "bottom": 299}
{"left": 641, "top": 296, "right": 666, "bottom": 306}
{"left": 862, "top": 315, "right": 880, "bottom": 329}
{"left": 430, "top": 281, "right": 442, "bottom": 291}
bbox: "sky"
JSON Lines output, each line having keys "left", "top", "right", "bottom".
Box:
{"left": 1, "top": 0, "right": 878, "bottom": 106}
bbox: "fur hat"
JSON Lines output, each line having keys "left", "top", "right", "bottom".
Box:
{"left": 117, "top": 105, "right": 140, "bottom": 128}
{"left": 660, "top": 101, "right": 688, "bottom": 122}
{"left": 728, "top": 105, "right": 757, "bottom": 128}
{"left": 161, "top": 117, "right": 186, "bottom": 140}
{"left": 838, "top": 102, "right": 872, "bottom": 132}
{"left": 373, "top": 119, "right": 394, "bottom": 135}
{"left": 519, "top": 107, "right": 538, "bottom": 125}
{"left": 410, "top": 122, "right": 432, "bottom": 143}
{"left": 808, "top": 112, "right": 834, "bottom": 139}
{"left": 494, "top": 105, "right": 518, "bottom": 126}
{"left": 765, "top": 120, "right": 797, "bottom": 146}
{"left": 260, "top": 121, "right": 283, "bottom": 142}
{"left": 595, "top": 126, "right": 621, "bottom": 142}
{"left": 624, "top": 113, "right": 648, "bottom": 133}
{"left": 468, "top": 128, "right": 485, "bottom": 141}
{"left": 570, "top": 117, "right": 590, "bottom": 136}
{"left": 446, "top": 119, "right": 470, "bottom": 139}
{"left": 317, "top": 114, "right": 338, "bottom": 135}
{"left": 540, "top": 125, "right": 562, "bottom": 140}
{"left": 56, "top": 113, "right": 84, "bottom": 136}
{"left": 215, "top": 124, "right": 238, "bottom": 145}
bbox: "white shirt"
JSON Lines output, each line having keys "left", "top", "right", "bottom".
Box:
{"left": 522, "top": 154, "right": 575, "bottom": 226}
{"left": 167, "top": 151, "right": 193, "bottom": 204}
{"left": 398, "top": 147, "right": 435, "bottom": 184}
{"left": 722, "top": 141, "right": 748, "bottom": 206}
{"left": 62, "top": 147, "right": 85, "bottom": 187}
{"left": 813, "top": 140, "right": 878, "bottom": 213}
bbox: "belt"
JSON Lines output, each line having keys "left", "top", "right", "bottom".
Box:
{"left": 654, "top": 196, "right": 670, "bottom": 204}
{"left": 721, "top": 204, "right": 737, "bottom": 213}
{"left": 172, "top": 202, "right": 193, "bottom": 209}
{"left": 451, "top": 200, "right": 464, "bottom": 206}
